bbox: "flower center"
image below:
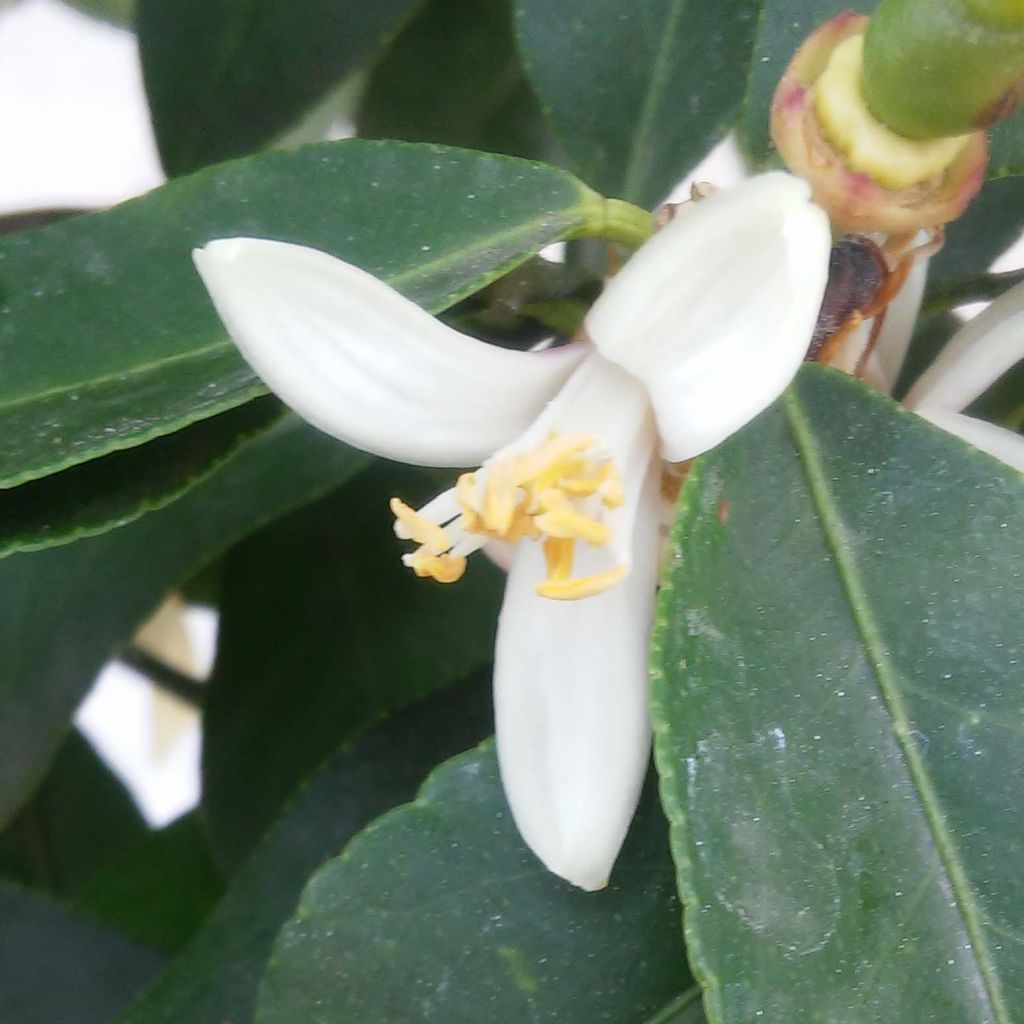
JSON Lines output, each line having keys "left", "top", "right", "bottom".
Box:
{"left": 390, "top": 433, "right": 628, "bottom": 600}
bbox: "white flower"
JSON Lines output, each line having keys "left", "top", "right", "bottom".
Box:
{"left": 193, "top": 172, "right": 831, "bottom": 890}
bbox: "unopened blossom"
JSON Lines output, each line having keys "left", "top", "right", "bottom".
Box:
{"left": 193, "top": 173, "right": 831, "bottom": 890}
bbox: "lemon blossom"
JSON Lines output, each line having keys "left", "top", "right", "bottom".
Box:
{"left": 193, "top": 172, "right": 831, "bottom": 890}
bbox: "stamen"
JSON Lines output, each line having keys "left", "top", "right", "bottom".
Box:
{"left": 390, "top": 497, "right": 451, "bottom": 555}
{"left": 534, "top": 489, "right": 612, "bottom": 546}
{"left": 391, "top": 431, "right": 629, "bottom": 600}
{"left": 536, "top": 564, "right": 630, "bottom": 600}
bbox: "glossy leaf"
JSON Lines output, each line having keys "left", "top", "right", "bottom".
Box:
{"left": 137, "top": 0, "right": 419, "bottom": 175}
{"left": 0, "top": 730, "right": 146, "bottom": 896}
{"left": 75, "top": 813, "right": 225, "bottom": 954}
{"left": 358, "top": 0, "right": 551, "bottom": 160}
{"left": 652, "top": 366, "right": 1024, "bottom": 1022}
{"left": 255, "top": 744, "right": 690, "bottom": 1023}
{"left": 203, "top": 464, "right": 503, "bottom": 867}
{"left": 0, "top": 881, "right": 162, "bottom": 1024}
{"left": 0, "top": 416, "right": 369, "bottom": 829}
{"left": 0, "top": 140, "right": 598, "bottom": 488}
{"left": 115, "top": 678, "right": 493, "bottom": 1024}
{"left": 516, "top": 0, "right": 760, "bottom": 208}
{"left": 0, "top": 397, "right": 280, "bottom": 560}
{"left": 989, "top": 109, "right": 1024, "bottom": 180}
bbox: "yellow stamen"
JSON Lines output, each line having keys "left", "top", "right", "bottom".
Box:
{"left": 534, "top": 489, "right": 611, "bottom": 546}
{"left": 481, "top": 458, "right": 519, "bottom": 534}
{"left": 389, "top": 497, "right": 451, "bottom": 555}
{"left": 543, "top": 537, "right": 575, "bottom": 582}
{"left": 536, "top": 564, "right": 630, "bottom": 600}
{"left": 512, "top": 434, "right": 595, "bottom": 486}
{"left": 405, "top": 550, "right": 467, "bottom": 584}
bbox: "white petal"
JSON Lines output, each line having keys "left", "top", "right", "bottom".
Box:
{"left": 905, "top": 279, "right": 1024, "bottom": 414}
{"left": 493, "top": 358, "right": 659, "bottom": 890}
{"left": 585, "top": 172, "right": 831, "bottom": 461}
{"left": 915, "top": 409, "right": 1024, "bottom": 474}
{"left": 864, "top": 251, "right": 930, "bottom": 395}
{"left": 193, "top": 238, "right": 585, "bottom": 467}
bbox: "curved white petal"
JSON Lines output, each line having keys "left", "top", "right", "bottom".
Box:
{"left": 493, "top": 356, "right": 659, "bottom": 890}
{"left": 864, "top": 253, "right": 930, "bottom": 395}
{"left": 916, "top": 409, "right": 1024, "bottom": 474}
{"left": 585, "top": 172, "right": 831, "bottom": 461}
{"left": 905, "top": 279, "right": 1024, "bottom": 414}
{"left": 193, "top": 238, "right": 585, "bottom": 467}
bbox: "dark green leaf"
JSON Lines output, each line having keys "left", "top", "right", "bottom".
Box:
{"left": 516, "top": 0, "right": 760, "bottom": 208}
{"left": 75, "top": 813, "right": 224, "bottom": 954}
{"left": 137, "top": 0, "right": 418, "bottom": 175}
{"left": 0, "top": 397, "right": 280, "bottom": 560}
{"left": 358, "top": 0, "right": 552, "bottom": 160}
{"left": 0, "top": 416, "right": 368, "bottom": 829}
{"left": 0, "top": 881, "right": 162, "bottom": 1024}
{"left": 928, "top": 177, "right": 1024, "bottom": 299}
{"left": 256, "top": 744, "right": 690, "bottom": 1023}
{"left": 61, "top": 0, "right": 134, "bottom": 24}
{"left": 0, "top": 140, "right": 599, "bottom": 488}
{"left": 653, "top": 365, "right": 1024, "bottom": 1022}
{"left": 989, "top": 109, "right": 1024, "bottom": 180}
{"left": 115, "top": 678, "right": 493, "bottom": 1024}
{"left": 203, "top": 463, "right": 504, "bottom": 867}
{"left": 741, "top": 0, "right": 871, "bottom": 167}
{"left": 0, "top": 730, "right": 145, "bottom": 896}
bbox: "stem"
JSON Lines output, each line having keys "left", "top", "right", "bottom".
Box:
{"left": 119, "top": 646, "right": 206, "bottom": 707}
{"left": 863, "top": 0, "right": 1024, "bottom": 138}
{"left": 575, "top": 195, "right": 654, "bottom": 249}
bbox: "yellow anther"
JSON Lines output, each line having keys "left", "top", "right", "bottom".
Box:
{"left": 534, "top": 489, "right": 611, "bottom": 546}
{"left": 597, "top": 464, "right": 625, "bottom": 508}
{"left": 513, "top": 434, "right": 595, "bottom": 486}
{"left": 455, "top": 472, "right": 480, "bottom": 512}
{"left": 390, "top": 497, "right": 451, "bottom": 556}
{"left": 481, "top": 459, "right": 519, "bottom": 534}
{"left": 405, "top": 550, "right": 467, "bottom": 584}
{"left": 536, "top": 564, "right": 630, "bottom": 600}
{"left": 542, "top": 537, "right": 575, "bottom": 582}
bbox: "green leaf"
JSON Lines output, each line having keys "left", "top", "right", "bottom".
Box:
{"left": 929, "top": 177, "right": 1024, "bottom": 299}
{"left": 0, "top": 397, "right": 280, "bottom": 560}
{"left": 0, "top": 881, "right": 162, "bottom": 1024}
{"left": 115, "top": 678, "right": 493, "bottom": 1024}
{"left": 60, "top": 0, "right": 134, "bottom": 24}
{"left": 203, "top": 463, "right": 503, "bottom": 867}
{"left": 256, "top": 743, "right": 690, "bottom": 1023}
{"left": 990, "top": 110, "right": 1024, "bottom": 179}
{"left": 652, "top": 365, "right": 1024, "bottom": 1022}
{"left": 0, "top": 730, "right": 146, "bottom": 896}
{"left": 0, "top": 416, "right": 368, "bottom": 829}
{"left": 75, "top": 813, "right": 225, "bottom": 954}
{"left": 741, "top": 0, "right": 872, "bottom": 167}
{"left": 516, "top": 0, "right": 760, "bottom": 208}
{"left": 0, "top": 140, "right": 598, "bottom": 488}
{"left": 136, "top": 0, "right": 419, "bottom": 175}
{"left": 358, "top": 0, "right": 552, "bottom": 160}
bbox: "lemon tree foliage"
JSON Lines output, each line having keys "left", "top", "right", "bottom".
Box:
{"left": 2, "top": 2, "right": 1023, "bottom": 1023}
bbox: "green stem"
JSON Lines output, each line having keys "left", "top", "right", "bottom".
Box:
{"left": 575, "top": 195, "right": 654, "bottom": 249}
{"left": 863, "top": 0, "right": 1024, "bottom": 138}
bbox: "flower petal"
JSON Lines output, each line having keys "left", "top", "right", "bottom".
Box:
{"left": 864, "top": 252, "right": 930, "bottom": 395}
{"left": 584, "top": 172, "right": 831, "bottom": 461}
{"left": 905, "top": 279, "right": 1024, "bottom": 413}
{"left": 193, "top": 238, "right": 585, "bottom": 467}
{"left": 493, "top": 359, "right": 659, "bottom": 890}
{"left": 916, "top": 409, "right": 1024, "bottom": 474}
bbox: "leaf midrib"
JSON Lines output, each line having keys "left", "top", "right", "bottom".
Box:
{"left": 620, "top": 0, "right": 689, "bottom": 205}
{"left": 782, "top": 387, "right": 1009, "bottom": 1024}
